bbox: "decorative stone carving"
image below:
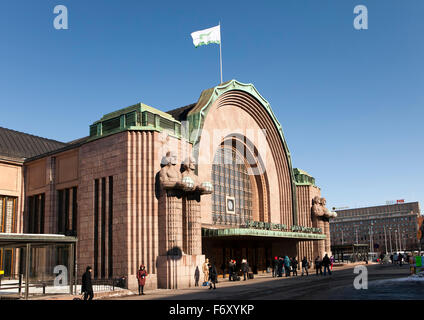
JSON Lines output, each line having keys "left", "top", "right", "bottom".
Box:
{"left": 181, "top": 156, "right": 212, "bottom": 255}
{"left": 157, "top": 152, "right": 211, "bottom": 289}
{"left": 159, "top": 151, "right": 184, "bottom": 191}
{"left": 181, "top": 156, "right": 213, "bottom": 195}
{"left": 312, "top": 196, "right": 324, "bottom": 218}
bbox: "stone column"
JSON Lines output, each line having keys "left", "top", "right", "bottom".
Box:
{"left": 323, "top": 218, "right": 331, "bottom": 256}
{"left": 158, "top": 190, "right": 183, "bottom": 256}
{"left": 183, "top": 194, "right": 202, "bottom": 256}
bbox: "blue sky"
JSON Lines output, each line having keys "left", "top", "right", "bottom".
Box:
{"left": 0, "top": 0, "right": 423, "bottom": 211}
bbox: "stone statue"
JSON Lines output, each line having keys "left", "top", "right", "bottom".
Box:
{"left": 159, "top": 151, "right": 183, "bottom": 190}
{"left": 202, "top": 258, "right": 210, "bottom": 283}
{"left": 312, "top": 196, "right": 324, "bottom": 218}
{"left": 321, "top": 198, "right": 331, "bottom": 220}
{"left": 181, "top": 156, "right": 212, "bottom": 194}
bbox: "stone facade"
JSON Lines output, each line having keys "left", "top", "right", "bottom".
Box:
{"left": 1, "top": 80, "right": 333, "bottom": 289}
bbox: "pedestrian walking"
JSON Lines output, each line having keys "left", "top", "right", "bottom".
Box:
{"left": 301, "top": 256, "right": 309, "bottom": 276}
{"left": 291, "top": 257, "right": 298, "bottom": 276}
{"left": 330, "top": 255, "right": 334, "bottom": 270}
{"left": 208, "top": 263, "right": 217, "bottom": 289}
{"left": 81, "top": 266, "right": 94, "bottom": 300}
{"left": 314, "top": 256, "right": 322, "bottom": 275}
{"left": 136, "top": 264, "right": 148, "bottom": 295}
{"left": 322, "top": 254, "right": 332, "bottom": 276}
{"left": 272, "top": 256, "right": 279, "bottom": 277}
{"left": 284, "top": 256, "right": 291, "bottom": 277}
{"left": 278, "top": 257, "right": 284, "bottom": 277}
{"left": 228, "top": 259, "right": 235, "bottom": 281}
{"left": 194, "top": 266, "right": 200, "bottom": 286}
{"left": 241, "top": 259, "right": 249, "bottom": 281}
{"left": 398, "top": 253, "right": 403, "bottom": 267}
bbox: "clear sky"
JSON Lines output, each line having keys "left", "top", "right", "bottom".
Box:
{"left": 1, "top": 0, "right": 423, "bottom": 211}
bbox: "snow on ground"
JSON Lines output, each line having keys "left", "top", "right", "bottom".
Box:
{"left": 0, "top": 279, "right": 125, "bottom": 296}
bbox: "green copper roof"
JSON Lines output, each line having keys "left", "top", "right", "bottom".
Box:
{"left": 202, "top": 228, "right": 326, "bottom": 240}
{"left": 187, "top": 79, "right": 298, "bottom": 224}
{"left": 88, "top": 102, "right": 182, "bottom": 141}
{"left": 294, "top": 168, "right": 316, "bottom": 186}
{"left": 95, "top": 102, "right": 176, "bottom": 124}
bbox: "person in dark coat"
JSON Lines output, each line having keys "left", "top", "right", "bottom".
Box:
{"left": 136, "top": 264, "right": 148, "bottom": 295}
{"left": 278, "top": 257, "right": 284, "bottom": 277}
{"left": 291, "top": 257, "right": 298, "bottom": 276}
{"left": 322, "top": 254, "right": 332, "bottom": 276}
{"left": 315, "top": 256, "right": 322, "bottom": 275}
{"left": 81, "top": 266, "right": 94, "bottom": 300}
{"left": 208, "top": 263, "right": 217, "bottom": 289}
{"left": 241, "top": 259, "right": 249, "bottom": 281}
{"left": 272, "top": 256, "right": 279, "bottom": 277}
{"left": 398, "top": 253, "right": 403, "bottom": 267}
{"left": 301, "top": 256, "right": 309, "bottom": 276}
{"left": 194, "top": 266, "right": 200, "bottom": 286}
{"left": 228, "top": 259, "right": 235, "bottom": 281}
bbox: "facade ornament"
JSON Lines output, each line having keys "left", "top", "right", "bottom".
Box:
{"left": 181, "top": 156, "right": 212, "bottom": 195}
{"left": 159, "top": 151, "right": 183, "bottom": 190}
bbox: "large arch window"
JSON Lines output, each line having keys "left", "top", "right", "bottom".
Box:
{"left": 211, "top": 147, "right": 252, "bottom": 226}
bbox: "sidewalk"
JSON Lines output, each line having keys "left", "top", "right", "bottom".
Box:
{"left": 7, "top": 261, "right": 373, "bottom": 300}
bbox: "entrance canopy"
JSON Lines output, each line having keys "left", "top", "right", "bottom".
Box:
{"left": 202, "top": 228, "right": 326, "bottom": 240}
{"left": 0, "top": 233, "right": 77, "bottom": 248}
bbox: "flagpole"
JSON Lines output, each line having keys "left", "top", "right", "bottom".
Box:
{"left": 219, "top": 21, "right": 223, "bottom": 84}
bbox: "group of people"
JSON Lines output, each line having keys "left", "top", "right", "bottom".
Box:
{"left": 80, "top": 253, "right": 336, "bottom": 300}
{"left": 389, "top": 252, "right": 406, "bottom": 266}
{"left": 272, "top": 256, "right": 299, "bottom": 277}
{"left": 270, "top": 254, "right": 334, "bottom": 278}
{"left": 80, "top": 264, "right": 148, "bottom": 300}
{"left": 314, "top": 254, "right": 334, "bottom": 276}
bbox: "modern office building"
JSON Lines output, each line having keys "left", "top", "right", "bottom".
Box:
{"left": 330, "top": 202, "right": 421, "bottom": 254}
{"left": 0, "top": 79, "right": 334, "bottom": 290}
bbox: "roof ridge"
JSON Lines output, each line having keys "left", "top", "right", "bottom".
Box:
{"left": 0, "top": 126, "right": 67, "bottom": 145}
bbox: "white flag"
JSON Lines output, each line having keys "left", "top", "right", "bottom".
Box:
{"left": 190, "top": 25, "right": 220, "bottom": 47}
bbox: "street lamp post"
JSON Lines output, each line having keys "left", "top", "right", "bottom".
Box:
{"left": 389, "top": 227, "right": 393, "bottom": 254}
{"left": 355, "top": 225, "right": 359, "bottom": 245}
{"left": 395, "top": 229, "right": 399, "bottom": 252}
{"left": 384, "top": 225, "right": 388, "bottom": 255}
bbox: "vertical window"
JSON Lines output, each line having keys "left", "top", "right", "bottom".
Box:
{"left": 27, "top": 194, "right": 44, "bottom": 234}
{"left": 108, "top": 176, "right": 113, "bottom": 278}
{"left": 94, "top": 179, "right": 99, "bottom": 279}
{"left": 57, "top": 187, "right": 77, "bottom": 235}
{"left": 101, "top": 177, "right": 106, "bottom": 279}
{"left": 0, "top": 196, "right": 17, "bottom": 233}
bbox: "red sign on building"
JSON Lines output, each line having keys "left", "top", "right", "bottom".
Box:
{"left": 397, "top": 199, "right": 405, "bottom": 204}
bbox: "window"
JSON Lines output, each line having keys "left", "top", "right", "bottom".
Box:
{"left": 0, "top": 196, "right": 17, "bottom": 233}
{"left": 27, "top": 194, "right": 44, "bottom": 234}
{"left": 57, "top": 187, "right": 77, "bottom": 235}
{"left": 212, "top": 147, "right": 252, "bottom": 226}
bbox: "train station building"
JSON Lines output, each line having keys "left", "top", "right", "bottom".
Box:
{"left": 0, "top": 79, "right": 334, "bottom": 290}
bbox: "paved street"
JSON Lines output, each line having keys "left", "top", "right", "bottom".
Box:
{"left": 109, "top": 263, "right": 413, "bottom": 300}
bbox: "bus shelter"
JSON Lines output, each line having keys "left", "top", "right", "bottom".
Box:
{"left": 0, "top": 233, "right": 77, "bottom": 300}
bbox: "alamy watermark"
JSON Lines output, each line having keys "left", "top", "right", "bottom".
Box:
{"left": 53, "top": 265, "right": 68, "bottom": 286}
{"left": 53, "top": 5, "right": 68, "bottom": 30}
{"left": 353, "top": 5, "right": 368, "bottom": 30}
{"left": 353, "top": 265, "right": 368, "bottom": 289}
